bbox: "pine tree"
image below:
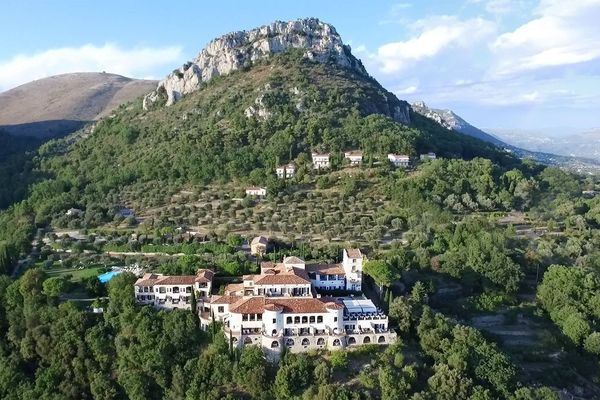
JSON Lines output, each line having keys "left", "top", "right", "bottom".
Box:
{"left": 190, "top": 290, "right": 197, "bottom": 315}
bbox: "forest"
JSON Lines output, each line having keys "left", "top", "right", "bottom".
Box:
{"left": 0, "top": 51, "right": 598, "bottom": 399}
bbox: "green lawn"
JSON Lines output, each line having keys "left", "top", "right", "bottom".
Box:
{"left": 45, "top": 264, "right": 105, "bottom": 283}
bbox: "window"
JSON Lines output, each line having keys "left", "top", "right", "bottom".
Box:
{"left": 317, "top": 316, "right": 323, "bottom": 323}
{"left": 273, "top": 318, "right": 276, "bottom": 323}
{"left": 363, "top": 336, "right": 371, "bottom": 344}
{"left": 301, "top": 338, "right": 310, "bottom": 346}
{"left": 301, "top": 316, "right": 308, "bottom": 324}
{"left": 257, "top": 314, "right": 262, "bottom": 321}
{"left": 286, "top": 317, "right": 292, "bottom": 324}
{"left": 286, "top": 338, "right": 295, "bottom": 346}
{"left": 334, "top": 317, "right": 337, "bottom": 322}
{"left": 218, "top": 306, "right": 224, "bottom": 313}
{"left": 378, "top": 336, "right": 386, "bottom": 343}
{"left": 309, "top": 316, "right": 315, "bottom": 323}
{"left": 348, "top": 337, "right": 356, "bottom": 345}
{"left": 242, "top": 314, "right": 249, "bottom": 321}
{"left": 143, "top": 287, "right": 148, "bottom": 292}
{"left": 317, "top": 338, "right": 325, "bottom": 345}
{"left": 249, "top": 314, "right": 256, "bottom": 321}
{"left": 333, "top": 339, "right": 340, "bottom": 346}
{"left": 271, "top": 341, "right": 279, "bottom": 348}
{"left": 159, "top": 287, "right": 166, "bottom": 293}
{"left": 294, "top": 316, "right": 300, "bottom": 324}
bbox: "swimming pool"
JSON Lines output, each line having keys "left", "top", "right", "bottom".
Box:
{"left": 97, "top": 270, "right": 121, "bottom": 283}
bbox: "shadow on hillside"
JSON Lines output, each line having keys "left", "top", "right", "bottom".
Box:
{"left": 0, "top": 119, "right": 89, "bottom": 138}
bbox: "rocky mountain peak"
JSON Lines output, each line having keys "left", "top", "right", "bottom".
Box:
{"left": 411, "top": 100, "right": 465, "bottom": 131}
{"left": 143, "top": 18, "right": 369, "bottom": 110}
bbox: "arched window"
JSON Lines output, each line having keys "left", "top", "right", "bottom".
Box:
{"left": 272, "top": 329, "right": 277, "bottom": 336}
{"left": 347, "top": 337, "right": 356, "bottom": 345}
{"left": 363, "top": 336, "right": 371, "bottom": 344}
{"left": 378, "top": 336, "right": 386, "bottom": 343}
{"left": 271, "top": 340, "right": 279, "bottom": 348}
{"left": 301, "top": 338, "right": 310, "bottom": 346}
{"left": 333, "top": 339, "right": 341, "bottom": 346}
{"left": 286, "top": 338, "right": 295, "bottom": 346}
{"left": 244, "top": 336, "right": 253, "bottom": 345}
{"left": 317, "top": 338, "right": 325, "bottom": 345}
{"left": 232, "top": 337, "right": 238, "bottom": 343}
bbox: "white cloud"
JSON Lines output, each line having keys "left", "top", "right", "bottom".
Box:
{"left": 396, "top": 85, "right": 419, "bottom": 95}
{"left": 468, "top": 0, "right": 532, "bottom": 15}
{"left": 491, "top": 0, "right": 600, "bottom": 75}
{"left": 0, "top": 43, "right": 183, "bottom": 91}
{"left": 373, "top": 16, "right": 496, "bottom": 73}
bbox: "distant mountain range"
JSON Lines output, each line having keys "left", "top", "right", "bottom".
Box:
{"left": 0, "top": 72, "right": 157, "bottom": 138}
{"left": 489, "top": 128, "right": 600, "bottom": 161}
{"left": 411, "top": 101, "right": 600, "bottom": 173}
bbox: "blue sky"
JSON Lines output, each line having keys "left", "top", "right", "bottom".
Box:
{"left": 1, "top": 0, "right": 600, "bottom": 132}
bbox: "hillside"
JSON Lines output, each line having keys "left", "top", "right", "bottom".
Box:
{"left": 412, "top": 101, "right": 600, "bottom": 173}
{"left": 34, "top": 49, "right": 516, "bottom": 216}
{"left": 0, "top": 72, "right": 157, "bottom": 138}
{"left": 1, "top": 18, "right": 600, "bottom": 400}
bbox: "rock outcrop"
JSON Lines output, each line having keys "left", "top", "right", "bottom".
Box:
{"left": 143, "top": 18, "right": 369, "bottom": 110}
{"left": 411, "top": 101, "right": 504, "bottom": 146}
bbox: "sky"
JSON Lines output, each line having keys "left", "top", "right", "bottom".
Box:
{"left": 1, "top": 0, "right": 600, "bottom": 132}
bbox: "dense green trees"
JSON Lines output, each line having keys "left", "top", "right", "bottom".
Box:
{"left": 538, "top": 265, "right": 600, "bottom": 352}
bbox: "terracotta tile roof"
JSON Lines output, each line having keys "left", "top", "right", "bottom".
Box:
{"left": 345, "top": 248, "right": 363, "bottom": 259}
{"left": 306, "top": 263, "right": 345, "bottom": 275}
{"left": 260, "top": 261, "right": 277, "bottom": 271}
{"left": 155, "top": 275, "right": 197, "bottom": 285}
{"left": 267, "top": 298, "right": 343, "bottom": 314}
{"left": 250, "top": 262, "right": 311, "bottom": 285}
{"left": 264, "top": 303, "right": 283, "bottom": 312}
{"left": 254, "top": 268, "right": 311, "bottom": 285}
{"left": 223, "top": 283, "right": 244, "bottom": 295}
{"left": 134, "top": 269, "right": 214, "bottom": 286}
{"left": 195, "top": 269, "right": 214, "bottom": 283}
{"left": 283, "top": 256, "right": 305, "bottom": 265}
{"left": 228, "top": 297, "right": 345, "bottom": 314}
{"left": 211, "top": 295, "right": 243, "bottom": 305}
{"left": 230, "top": 297, "right": 265, "bottom": 314}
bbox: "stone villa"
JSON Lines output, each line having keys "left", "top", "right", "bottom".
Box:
{"left": 134, "top": 248, "right": 395, "bottom": 358}
{"left": 344, "top": 150, "right": 363, "bottom": 166}
{"left": 311, "top": 152, "right": 331, "bottom": 169}
{"left": 276, "top": 164, "right": 295, "bottom": 179}
{"left": 387, "top": 153, "right": 410, "bottom": 168}
{"left": 245, "top": 187, "right": 267, "bottom": 197}
{"left": 250, "top": 236, "right": 268, "bottom": 256}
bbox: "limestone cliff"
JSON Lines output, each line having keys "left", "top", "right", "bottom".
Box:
{"left": 143, "top": 18, "right": 369, "bottom": 109}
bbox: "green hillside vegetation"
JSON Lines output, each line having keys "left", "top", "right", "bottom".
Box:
{"left": 0, "top": 48, "right": 599, "bottom": 398}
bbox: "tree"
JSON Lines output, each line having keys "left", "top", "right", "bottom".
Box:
{"left": 363, "top": 260, "right": 400, "bottom": 289}
{"left": 42, "top": 276, "right": 69, "bottom": 297}
{"left": 389, "top": 297, "right": 412, "bottom": 334}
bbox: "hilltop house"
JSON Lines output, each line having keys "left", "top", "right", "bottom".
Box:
{"left": 344, "top": 150, "right": 363, "bottom": 166}
{"left": 420, "top": 152, "right": 436, "bottom": 161}
{"left": 134, "top": 269, "right": 214, "bottom": 309}
{"left": 250, "top": 236, "right": 269, "bottom": 256}
{"left": 132, "top": 248, "right": 394, "bottom": 358}
{"left": 387, "top": 154, "right": 410, "bottom": 168}
{"left": 276, "top": 164, "right": 295, "bottom": 179}
{"left": 245, "top": 187, "right": 267, "bottom": 197}
{"left": 312, "top": 152, "right": 330, "bottom": 169}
